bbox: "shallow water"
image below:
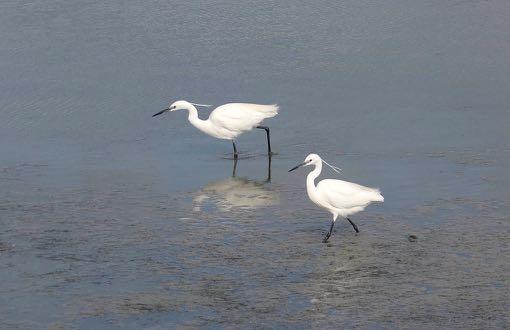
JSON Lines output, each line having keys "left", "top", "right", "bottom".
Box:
{"left": 1, "top": 0, "right": 509, "bottom": 328}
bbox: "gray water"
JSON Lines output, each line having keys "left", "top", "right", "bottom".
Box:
{"left": 1, "top": 0, "right": 509, "bottom": 328}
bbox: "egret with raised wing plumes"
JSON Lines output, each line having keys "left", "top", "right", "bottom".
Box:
{"left": 153, "top": 100, "right": 278, "bottom": 159}
{"left": 289, "top": 153, "right": 384, "bottom": 243}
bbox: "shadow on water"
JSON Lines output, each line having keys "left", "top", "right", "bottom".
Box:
{"left": 193, "top": 156, "right": 278, "bottom": 213}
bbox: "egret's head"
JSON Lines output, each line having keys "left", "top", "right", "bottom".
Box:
{"left": 152, "top": 100, "right": 212, "bottom": 117}
{"left": 289, "top": 153, "right": 321, "bottom": 172}
{"left": 169, "top": 100, "right": 192, "bottom": 111}
{"left": 303, "top": 153, "right": 321, "bottom": 166}
{"left": 289, "top": 153, "right": 341, "bottom": 173}
{"left": 152, "top": 100, "right": 191, "bottom": 117}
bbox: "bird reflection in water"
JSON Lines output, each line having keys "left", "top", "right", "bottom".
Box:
{"left": 193, "top": 157, "right": 279, "bottom": 212}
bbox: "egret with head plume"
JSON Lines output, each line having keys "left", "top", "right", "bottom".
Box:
{"left": 153, "top": 100, "right": 278, "bottom": 159}
{"left": 289, "top": 153, "right": 384, "bottom": 243}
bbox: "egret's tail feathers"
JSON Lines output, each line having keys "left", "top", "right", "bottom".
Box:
{"left": 259, "top": 104, "right": 279, "bottom": 118}
{"left": 373, "top": 189, "right": 384, "bottom": 203}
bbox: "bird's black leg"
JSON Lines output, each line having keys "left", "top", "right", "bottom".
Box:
{"left": 256, "top": 126, "right": 272, "bottom": 155}
{"left": 323, "top": 220, "right": 335, "bottom": 243}
{"left": 265, "top": 154, "right": 272, "bottom": 182}
{"left": 232, "top": 140, "right": 238, "bottom": 159}
{"left": 232, "top": 158, "right": 238, "bottom": 177}
{"left": 347, "top": 218, "right": 359, "bottom": 233}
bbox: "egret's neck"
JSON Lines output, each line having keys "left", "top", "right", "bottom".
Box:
{"left": 306, "top": 161, "right": 322, "bottom": 191}
{"left": 185, "top": 104, "right": 210, "bottom": 133}
{"left": 185, "top": 104, "right": 200, "bottom": 123}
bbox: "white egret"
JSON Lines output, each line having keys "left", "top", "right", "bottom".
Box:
{"left": 153, "top": 100, "right": 278, "bottom": 158}
{"left": 289, "top": 153, "right": 384, "bottom": 243}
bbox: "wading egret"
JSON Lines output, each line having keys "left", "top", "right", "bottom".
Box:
{"left": 289, "top": 153, "right": 384, "bottom": 243}
{"left": 153, "top": 100, "right": 278, "bottom": 158}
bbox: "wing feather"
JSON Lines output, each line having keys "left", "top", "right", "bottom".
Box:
{"left": 209, "top": 103, "right": 278, "bottom": 132}
{"left": 317, "top": 179, "right": 383, "bottom": 210}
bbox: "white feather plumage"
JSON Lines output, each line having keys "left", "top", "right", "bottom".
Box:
{"left": 154, "top": 100, "right": 278, "bottom": 156}
{"left": 290, "top": 153, "right": 384, "bottom": 242}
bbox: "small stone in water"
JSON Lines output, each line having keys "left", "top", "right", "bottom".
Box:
{"left": 408, "top": 234, "right": 418, "bottom": 242}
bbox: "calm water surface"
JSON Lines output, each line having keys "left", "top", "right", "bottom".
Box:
{"left": 1, "top": 0, "right": 509, "bottom": 328}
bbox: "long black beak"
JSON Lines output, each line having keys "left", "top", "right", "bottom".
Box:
{"left": 152, "top": 108, "right": 169, "bottom": 117}
{"left": 288, "top": 162, "right": 306, "bottom": 172}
